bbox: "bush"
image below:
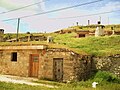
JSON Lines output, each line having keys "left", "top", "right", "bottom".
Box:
{"left": 92, "top": 71, "right": 120, "bottom": 83}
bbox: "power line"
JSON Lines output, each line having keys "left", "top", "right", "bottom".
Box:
{"left": 0, "top": 0, "right": 49, "bottom": 14}
{"left": 2, "top": 0, "right": 103, "bottom": 21}
{"left": 51, "top": 9, "right": 120, "bottom": 19}
{"left": 3, "top": 8, "right": 120, "bottom": 22}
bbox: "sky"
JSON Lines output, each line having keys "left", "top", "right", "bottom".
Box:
{"left": 0, "top": 0, "right": 120, "bottom": 33}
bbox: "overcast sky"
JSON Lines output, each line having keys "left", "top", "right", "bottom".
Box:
{"left": 0, "top": 0, "right": 120, "bottom": 33}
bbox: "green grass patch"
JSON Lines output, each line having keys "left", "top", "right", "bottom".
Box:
{"left": 34, "top": 79, "right": 64, "bottom": 86}
{"left": 91, "top": 71, "right": 120, "bottom": 83}
{"left": 53, "top": 33, "right": 120, "bottom": 56}
{"left": 68, "top": 24, "right": 120, "bottom": 31}
{"left": 1, "top": 32, "right": 120, "bottom": 56}
{"left": 0, "top": 71, "right": 120, "bottom": 90}
{"left": 0, "top": 82, "right": 50, "bottom": 90}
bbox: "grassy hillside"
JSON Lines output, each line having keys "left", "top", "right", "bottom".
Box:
{"left": 1, "top": 33, "right": 120, "bottom": 56}
{"left": 67, "top": 24, "right": 120, "bottom": 31}
{"left": 53, "top": 33, "right": 120, "bottom": 56}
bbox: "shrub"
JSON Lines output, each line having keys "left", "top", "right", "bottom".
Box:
{"left": 92, "top": 71, "right": 120, "bottom": 83}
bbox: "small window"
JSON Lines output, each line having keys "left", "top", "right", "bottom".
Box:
{"left": 11, "top": 52, "right": 17, "bottom": 61}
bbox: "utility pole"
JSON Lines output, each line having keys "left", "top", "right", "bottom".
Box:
{"left": 16, "top": 18, "right": 20, "bottom": 42}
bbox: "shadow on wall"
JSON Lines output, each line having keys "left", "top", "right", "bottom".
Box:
{"left": 75, "top": 54, "right": 120, "bottom": 81}
{"left": 73, "top": 55, "right": 97, "bottom": 81}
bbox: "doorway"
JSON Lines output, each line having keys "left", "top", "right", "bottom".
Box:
{"left": 53, "top": 58, "right": 63, "bottom": 81}
{"left": 29, "top": 54, "right": 39, "bottom": 77}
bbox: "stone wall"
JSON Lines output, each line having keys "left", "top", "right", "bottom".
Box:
{"left": 0, "top": 47, "right": 94, "bottom": 82}
{"left": 93, "top": 54, "right": 120, "bottom": 77}
{"left": 42, "top": 49, "right": 75, "bottom": 81}
{"left": 72, "top": 54, "right": 94, "bottom": 81}
{"left": 43, "top": 49, "right": 93, "bottom": 82}
{"left": 0, "top": 49, "right": 43, "bottom": 77}
{"left": 1, "top": 47, "right": 119, "bottom": 82}
{"left": 0, "top": 48, "right": 75, "bottom": 81}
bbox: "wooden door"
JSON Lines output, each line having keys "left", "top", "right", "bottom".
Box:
{"left": 29, "top": 54, "right": 39, "bottom": 77}
{"left": 53, "top": 58, "right": 63, "bottom": 81}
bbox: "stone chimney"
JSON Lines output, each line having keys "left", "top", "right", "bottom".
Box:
{"left": 95, "top": 21, "right": 104, "bottom": 37}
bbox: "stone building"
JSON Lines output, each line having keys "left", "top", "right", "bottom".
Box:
{"left": 6, "top": 35, "right": 47, "bottom": 42}
{"left": 0, "top": 29, "right": 4, "bottom": 42}
{"left": 0, "top": 45, "right": 93, "bottom": 82}
{"left": 76, "top": 30, "right": 90, "bottom": 38}
{"left": 104, "top": 31, "right": 120, "bottom": 36}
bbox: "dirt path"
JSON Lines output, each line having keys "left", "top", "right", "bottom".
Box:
{"left": 0, "top": 75, "right": 56, "bottom": 88}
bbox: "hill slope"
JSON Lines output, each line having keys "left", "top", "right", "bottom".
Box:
{"left": 1, "top": 33, "right": 120, "bottom": 56}
{"left": 53, "top": 33, "right": 120, "bottom": 56}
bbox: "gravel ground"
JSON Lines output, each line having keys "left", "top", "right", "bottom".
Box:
{"left": 0, "top": 75, "right": 56, "bottom": 88}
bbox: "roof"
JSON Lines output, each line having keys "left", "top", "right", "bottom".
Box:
{"left": 0, "top": 45, "right": 47, "bottom": 50}
{"left": 76, "top": 30, "right": 90, "bottom": 34}
{"left": 6, "top": 38, "right": 17, "bottom": 42}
